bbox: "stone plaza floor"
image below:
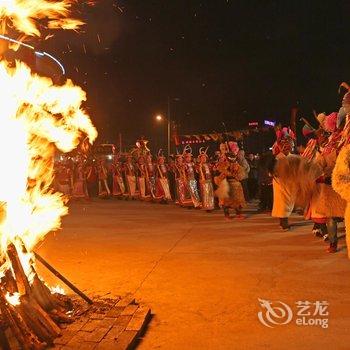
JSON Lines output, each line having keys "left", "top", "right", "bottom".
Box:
{"left": 37, "top": 200, "right": 350, "bottom": 350}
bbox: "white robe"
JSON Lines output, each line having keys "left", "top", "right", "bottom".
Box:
{"left": 271, "top": 153, "right": 296, "bottom": 218}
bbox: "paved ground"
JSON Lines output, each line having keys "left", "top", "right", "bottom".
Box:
{"left": 37, "top": 200, "right": 350, "bottom": 350}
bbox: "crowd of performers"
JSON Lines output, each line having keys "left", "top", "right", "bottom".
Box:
{"left": 53, "top": 141, "right": 262, "bottom": 219}
{"left": 53, "top": 82, "right": 350, "bottom": 259}
{"left": 269, "top": 82, "right": 350, "bottom": 256}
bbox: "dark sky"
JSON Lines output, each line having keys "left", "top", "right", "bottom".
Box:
{"left": 42, "top": 0, "right": 350, "bottom": 146}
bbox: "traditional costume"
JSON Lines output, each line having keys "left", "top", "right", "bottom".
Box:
{"left": 137, "top": 155, "right": 152, "bottom": 201}
{"left": 333, "top": 140, "right": 350, "bottom": 257}
{"left": 214, "top": 154, "right": 246, "bottom": 219}
{"left": 124, "top": 155, "right": 138, "bottom": 199}
{"left": 56, "top": 163, "right": 72, "bottom": 196}
{"left": 329, "top": 85, "right": 350, "bottom": 253}
{"left": 197, "top": 147, "right": 214, "bottom": 211}
{"left": 112, "top": 157, "right": 127, "bottom": 198}
{"left": 300, "top": 122, "right": 327, "bottom": 238}
{"left": 155, "top": 150, "right": 172, "bottom": 202}
{"left": 146, "top": 153, "right": 162, "bottom": 201}
{"left": 72, "top": 162, "right": 88, "bottom": 199}
{"left": 174, "top": 153, "right": 193, "bottom": 207}
{"left": 271, "top": 128, "right": 297, "bottom": 230}
{"left": 183, "top": 146, "right": 201, "bottom": 208}
{"left": 97, "top": 160, "right": 111, "bottom": 197}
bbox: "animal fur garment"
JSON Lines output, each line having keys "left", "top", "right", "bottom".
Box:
{"left": 333, "top": 144, "right": 350, "bottom": 258}
{"left": 215, "top": 178, "right": 230, "bottom": 200}
{"left": 273, "top": 154, "right": 322, "bottom": 208}
{"left": 313, "top": 183, "right": 346, "bottom": 218}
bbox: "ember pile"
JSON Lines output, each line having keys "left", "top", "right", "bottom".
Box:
{"left": 0, "top": 1, "right": 97, "bottom": 349}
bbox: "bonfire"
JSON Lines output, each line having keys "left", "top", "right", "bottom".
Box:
{"left": 0, "top": 1, "right": 97, "bottom": 348}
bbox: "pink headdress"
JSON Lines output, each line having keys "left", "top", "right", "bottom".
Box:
{"left": 228, "top": 141, "right": 239, "bottom": 155}
{"left": 323, "top": 112, "right": 337, "bottom": 132}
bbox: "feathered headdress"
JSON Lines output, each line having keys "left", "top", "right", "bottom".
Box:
{"left": 182, "top": 144, "right": 193, "bottom": 156}
{"left": 272, "top": 126, "right": 295, "bottom": 154}
{"left": 198, "top": 146, "right": 209, "bottom": 158}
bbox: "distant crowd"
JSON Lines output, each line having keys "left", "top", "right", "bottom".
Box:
{"left": 54, "top": 141, "right": 274, "bottom": 220}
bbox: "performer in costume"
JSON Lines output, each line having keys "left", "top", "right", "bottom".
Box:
{"left": 72, "top": 160, "right": 88, "bottom": 199}
{"left": 85, "top": 160, "right": 98, "bottom": 198}
{"left": 167, "top": 156, "right": 177, "bottom": 201}
{"left": 174, "top": 153, "right": 193, "bottom": 207}
{"left": 124, "top": 154, "right": 138, "bottom": 200}
{"left": 56, "top": 162, "right": 73, "bottom": 196}
{"left": 146, "top": 153, "right": 162, "bottom": 201}
{"left": 333, "top": 113, "right": 350, "bottom": 257}
{"left": 112, "top": 155, "right": 127, "bottom": 198}
{"left": 301, "top": 122, "right": 328, "bottom": 238}
{"left": 313, "top": 128, "right": 346, "bottom": 252}
{"left": 137, "top": 155, "right": 152, "bottom": 201}
{"left": 197, "top": 147, "right": 215, "bottom": 211}
{"left": 328, "top": 85, "right": 350, "bottom": 253}
{"left": 183, "top": 145, "right": 201, "bottom": 208}
{"left": 214, "top": 153, "right": 246, "bottom": 219}
{"left": 97, "top": 159, "right": 111, "bottom": 198}
{"left": 271, "top": 127, "right": 296, "bottom": 231}
{"left": 155, "top": 150, "right": 172, "bottom": 203}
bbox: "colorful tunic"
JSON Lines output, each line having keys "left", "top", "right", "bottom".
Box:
{"left": 56, "top": 166, "right": 72, "bottom": 196}
{"left": 155, "top": 163, "right": 172, "bottom": 201}
{"left": 97, "top": 163, "right": 111, "bottom": 197}
{"left": 184, "top": 161, "right": 201, "bottom": 208}
{"left": 174, "top": 163, "right": 193, "bottom": 207}
{"left": 124, "top": 161, "right": 138, "bottom": 199}
{"left": 137, "top": 162, "right": 152, "bottom": 201}
{"left": 198, "top": 162, "right": 214, "bottom": 210}
{"left": 112, "top": 162, "right": 126, "bottom": 197}
{"left": 72, "top": 164, "right": 87, "bottom": 199}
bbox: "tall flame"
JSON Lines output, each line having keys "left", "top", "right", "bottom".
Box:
{"left": 0, "top": 0, "right": 85, "bottom": 37}
{"left": 0, "top": 1, "right": 97, "bottom": 279}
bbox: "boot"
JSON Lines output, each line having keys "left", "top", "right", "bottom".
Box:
{"left": 279, "top": 218, "right": 290, "bottom": 231}
{"left": 326, "top": 241, "right": 338, "bottom": 253}
{"left": 312, "top": 223, "right": 322, "bottom": 237}
{"left": 224, "top": 207, "right": 232, "bottom": 220}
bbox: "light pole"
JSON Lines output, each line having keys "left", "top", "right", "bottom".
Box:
{"left": 155, "top": 97, "right": 179, "bottom": 159}
{"left": 155, "top": 114, "right": 171, "bottom": 158}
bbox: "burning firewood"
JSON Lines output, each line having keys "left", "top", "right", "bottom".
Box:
{"left": 0, "top": 1, "right": 97, "bottom": 348}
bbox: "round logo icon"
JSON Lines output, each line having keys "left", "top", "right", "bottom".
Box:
{"left": 258, "top": 298, "right": 293, "bottom": 328}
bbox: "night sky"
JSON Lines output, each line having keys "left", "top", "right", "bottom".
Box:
{"left": 41, "top": 0, "right": 350, "bottom": 148}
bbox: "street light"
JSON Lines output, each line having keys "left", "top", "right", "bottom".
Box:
{"left": 155, "top": 114, "right": 171, "bottom": 158}
{"left": 155, "top": 97, "right": 179, "bottom": 159}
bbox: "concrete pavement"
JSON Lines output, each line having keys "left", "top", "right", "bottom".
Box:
{"left": 37, "top": 200, "right": 350, "bottom": 350}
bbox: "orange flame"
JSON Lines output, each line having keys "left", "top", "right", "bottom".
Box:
{"left": 0, "top": 60, "right": 97, "bottom": 257}
{"left": 5, "top": 292, "right": 20, "bottom": 306}
{"left": 0, "top": 1, "right": 97, "bottom": 282}
{"left": 0, "top": 0, "right": 85, "bottom": 37}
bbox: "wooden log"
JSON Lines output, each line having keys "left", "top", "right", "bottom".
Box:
{"left": 0, "top": 328, "right": 10, "bottom": 350}
{"left": 5, "top": 243, "right": 63, "bottom": 344}
{"left": 18, "top": 240, "right": 70, "bottom": 313}
{"left": 2, "top": 270, "right": 18, "bottom": 294}
{"left": 49, "top": 308, "right": 74, "bottom": 324}
{"left": 31, "top": 274, "right": 65, "bottom": 313}
{"left": 19, "top": 295, "right": 61, "bottom": 344}
{"left": 34, "top": 252, "right": 93, "bottom": 305}
{"left": 6, "top": 243, "right": 31, "bottom": 295}
{"left": 0, "top": 289, "right": 45, "bottom": 350}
